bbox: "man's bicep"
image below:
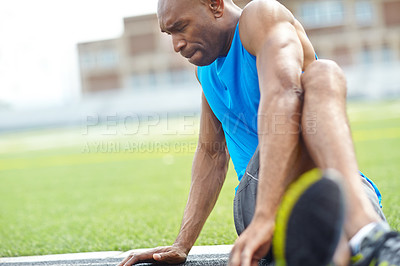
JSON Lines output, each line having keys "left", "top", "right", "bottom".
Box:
{"left": 240, "top": 1, "right": 303, "bottom": 95}
{"left": 198, "top": 93, "right": 226, "bottom": 155}
{"left": 256, "top": 23, "right": 304, "bottom": 96}
{"left": 239, "top": 0, "right": 297, "bottom": 55}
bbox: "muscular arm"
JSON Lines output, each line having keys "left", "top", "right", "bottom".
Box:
{"left": 240, "top": 0, "right": 304, "bottom": 225}
{"left": 229, "top": 2, "right": 308, "bottom": 265}
{"left": 174, "top": 92, "right": 230, "bottom": 253}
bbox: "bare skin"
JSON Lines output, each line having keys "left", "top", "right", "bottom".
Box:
{"left": 119, "top": 0, "right": 381, "bottom": 265}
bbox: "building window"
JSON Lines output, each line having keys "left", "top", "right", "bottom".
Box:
{"left": 98, "top": 50, "right": 118, "bottom": 68}
{"left": 80, "top": 50, "right": 118, "bottom": 70}
{"left": 360, "top": 45, "right": 373, "bottom": 65}
{"left": 381, "top": 44, "right": 394, "bottom": 63}
{"left": 80, "top": 53, "right": 95, "bottom": 70}
{"left": 300, "top": 1, "right": 345, "bottom": 28}
{"left": 355, "top": 1, "right": 374, "bottom": 26}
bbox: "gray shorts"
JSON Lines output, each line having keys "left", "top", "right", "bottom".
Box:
{"left": 233, "top": 147, "right": 386, "bottom": 236}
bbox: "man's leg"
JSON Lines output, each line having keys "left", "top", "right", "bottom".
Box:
{"left": 300, "top": 60, "right": 400, "bottom": 266}
{"left": 300, "top": 59, "right": 381, "bottom": 237}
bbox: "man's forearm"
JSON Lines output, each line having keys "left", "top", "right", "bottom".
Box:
{"left": 255, "top": 93, "right": 302, "bottom": 220}
{"left": 253, "top": 15, "right": 305, "bottom": 221}
{"left": 174, "top": 144, "right": 229, "bottom": 253}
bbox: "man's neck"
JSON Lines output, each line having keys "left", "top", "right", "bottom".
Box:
{"left": 219, "top": 5, "right": 242, "bottom": 56}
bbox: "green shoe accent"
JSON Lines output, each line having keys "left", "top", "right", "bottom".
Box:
{"left": 369, "top": 258, "right": 377, "bottom": 266}
{"left": 351, "top": 253, "right": 364, "bottom": 264}
{"left": 273, "top": 169, "right": 321, "bottom": 266}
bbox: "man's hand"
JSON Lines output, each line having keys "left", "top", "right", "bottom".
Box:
{"left": 228, "top": 217, "right": 275, "bottom": 266}
{"left": 117, "top": 245, "right": 187, "bottom": 266}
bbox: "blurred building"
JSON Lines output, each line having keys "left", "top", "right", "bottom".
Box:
{"left": 280, "top": 0, "right": 400, "bottom": 67}
{"left": 280, "top": 0, "right": 400, "bottom": 98}
{"left": 78, "top": 14, "right": 192, "bottom": 94}
{"left": 77, "top": 0, "right": 251, "bottom": 94}
{"left": 78, "top": 0, "right": 400, "bottom": 98}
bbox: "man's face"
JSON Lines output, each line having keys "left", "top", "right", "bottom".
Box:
{"left": 158, "top": 0, "right": 223, "bottom": 66}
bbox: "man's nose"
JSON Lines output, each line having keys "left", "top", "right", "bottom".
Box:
{"left": 172, "top": 35, "right": 186, "bottom": 53}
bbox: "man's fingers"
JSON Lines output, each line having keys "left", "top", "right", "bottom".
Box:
{"left": 124, "top": 255, "right": 137, "bottom": 266}
{"left": 240, "top": 247, "right": 255, "bottom": 266}
{"left": 228, "top": 239, "right": 244, "bottom": 266}
{"left": 118, "top": 253, "right": 134, "bottom": 266}
{"left": 229, "top": 227, "right": 271, "bottom": 266}
{"left": 153, "top": 251, "right": 172, "bottom": 261}
{"left": 153, "top": 250, "right": 186, "bottom": 264}
{"left": 120, "top": 251, "right": 155, "bottom": 266}
{"left": 153, "top": 253, "right": 162, "bottom": 260}
{"left": 117, "top": 254, "right": 131, "bottom": 266}
{"left": 241, "top": 233, "right": 269, "bottom": 266}
{"left": 117, "top": 246, "right": 184, "bottom": 266}
{"left": 228, "top": 249, "right": 241, "bottom": 266}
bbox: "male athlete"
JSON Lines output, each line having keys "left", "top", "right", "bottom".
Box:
{"left": 119, "top": 0, "right": 400, "bottom": 265}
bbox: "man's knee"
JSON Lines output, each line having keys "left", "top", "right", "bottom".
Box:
{"left": 301, "top": 59, "right": 347, "bottom": 99}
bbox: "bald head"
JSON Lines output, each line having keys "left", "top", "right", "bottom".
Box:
{"left": 157, "top": 0, "right": 241, "bottom": 66}
{"left": 158, "top": 0, "right": 234, "bottom": 11}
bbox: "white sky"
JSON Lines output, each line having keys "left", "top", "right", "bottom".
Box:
{"left": 0, "top": 0, "right": 158, "bottom": 109}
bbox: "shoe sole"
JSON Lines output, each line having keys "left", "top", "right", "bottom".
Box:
{"left": 273, "top": 170, "right": 345, "bottom": 266}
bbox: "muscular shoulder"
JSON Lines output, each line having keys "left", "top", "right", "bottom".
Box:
{"left": 239, "top": 0, "right": 296, "bottom": 55}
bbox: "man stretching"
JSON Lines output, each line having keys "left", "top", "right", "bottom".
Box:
{"left": 119, "top": 0, "right": 400, "bottom": 265}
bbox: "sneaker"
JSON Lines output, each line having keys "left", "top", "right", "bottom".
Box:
{"left": 351, "top": 222, "right": 400, "bottom": 266}
{"left": 273, "top": 169, "right": 345, "bottom": 266}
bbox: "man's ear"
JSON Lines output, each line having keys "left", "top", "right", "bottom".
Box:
{"left": 208, "top": 0, "right": 224, "bottom": 18}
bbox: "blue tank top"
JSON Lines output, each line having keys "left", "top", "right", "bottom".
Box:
{"left": 197, "top": 23, "right": 382, "bottom": 206}
{"left": 198, "top": 23, "right": 259, "bottom": 180}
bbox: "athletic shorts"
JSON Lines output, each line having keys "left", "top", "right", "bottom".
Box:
{"left": 233, "top": 147, "right": 386, "bottom": 237}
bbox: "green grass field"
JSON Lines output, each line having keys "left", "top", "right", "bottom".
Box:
{"left": 1, "top": 100, "right": 400, "bottom": 257}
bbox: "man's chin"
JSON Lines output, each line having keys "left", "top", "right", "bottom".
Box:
{"left": 187, "top": 51, "right": 216, "bottom": 67}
